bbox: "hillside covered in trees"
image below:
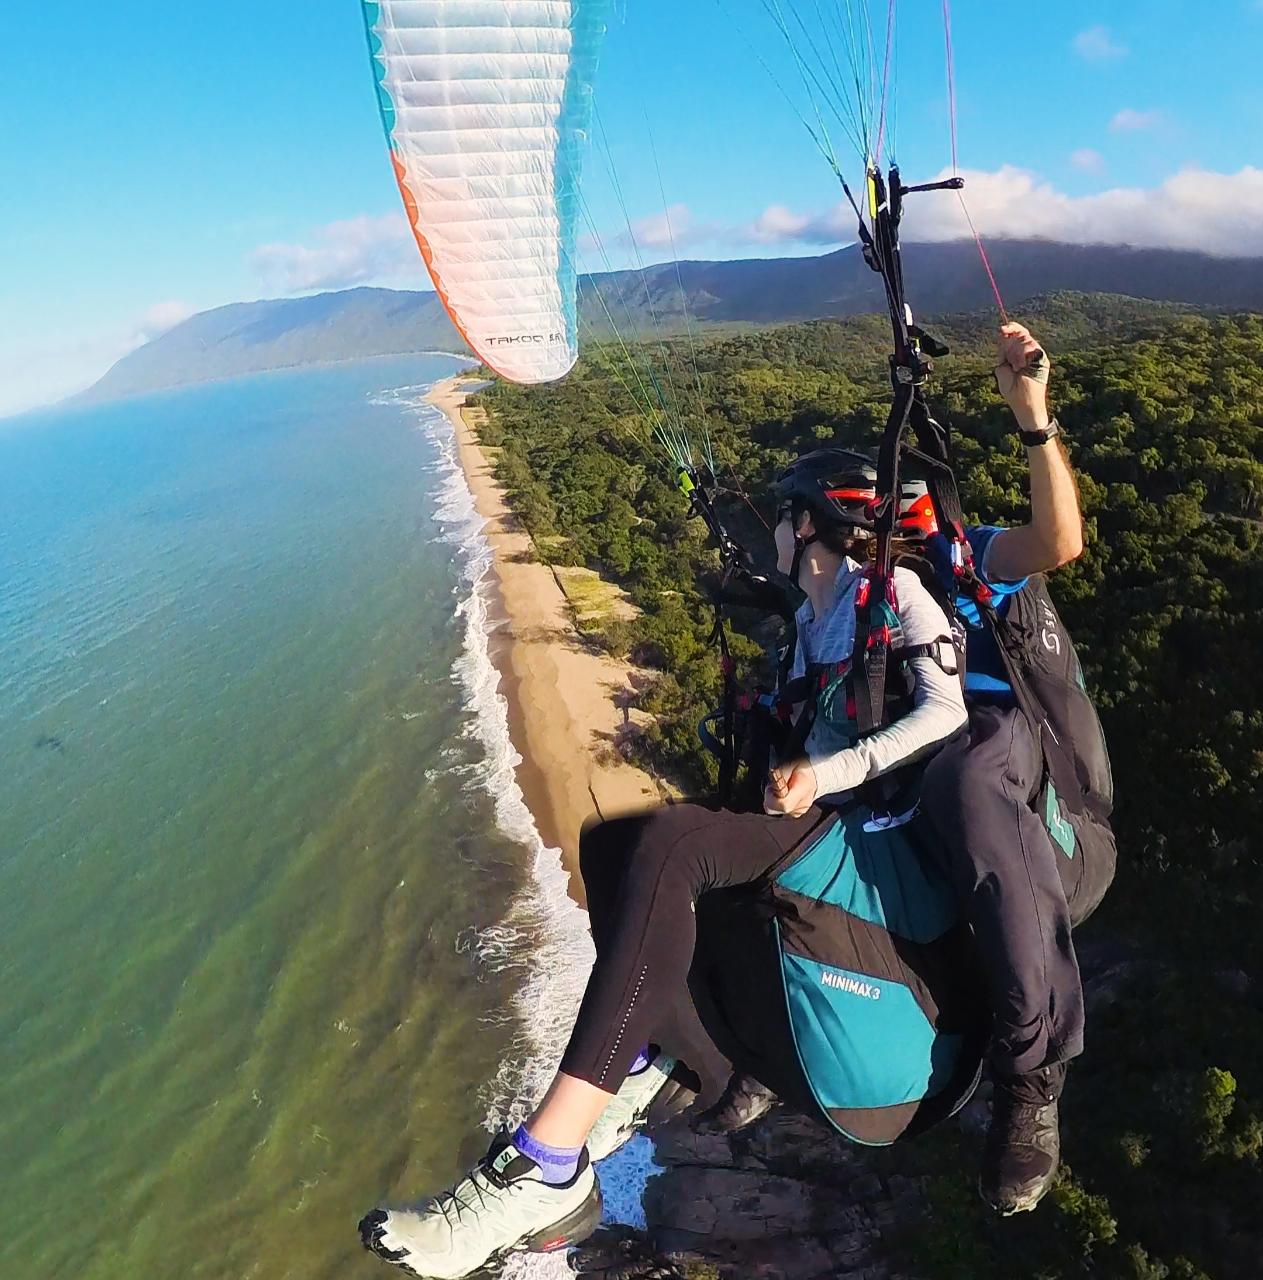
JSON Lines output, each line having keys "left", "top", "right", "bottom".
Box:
{"left": 74, "top": 240, "right": 1263, "bottom": 409}
{"left": 468, "top": 291, "right": 1263, "bottom": 1279}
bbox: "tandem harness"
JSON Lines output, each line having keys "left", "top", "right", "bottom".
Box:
{"left": 683, "top": 164, "right": 977, "bottom": 808}
{"left": 689, "top": 800, "right": 990, "bottom": 1146}
{"left": 679, "top": 161, "right": 1110, "bottom": 1142}
{"left": 693, "top": 552, "right": 964, "bottom": 815}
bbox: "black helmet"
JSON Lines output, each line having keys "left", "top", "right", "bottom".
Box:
{"left": 773, "top": 448, "right": 879, "bottom": 532}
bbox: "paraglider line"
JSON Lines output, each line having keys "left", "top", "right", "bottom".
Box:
{"left": 874, "top": 0, "right": 897, "bottom": 164}
{"left": 643, "top": 112, "right": 709, "bottom": 425}
{"left": 941, "top": 0, "right": 1009, "bottom": 323}
{"left": 941, "top": 0, "right": 958, "bottom": 173}
{"left": 594, "top": 111, "right": 691, "bottom": 439}
{"left": 957, "top": 194, "right": 1009, "bottom": 325}
{"left": 766, "top": 1, "right": 854, "bottom": 161}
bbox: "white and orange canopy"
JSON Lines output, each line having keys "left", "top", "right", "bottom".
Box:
{"left": 362, "top": 1, "right": 612, "bottom": 384}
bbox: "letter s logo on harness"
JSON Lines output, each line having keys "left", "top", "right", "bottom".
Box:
{"left": 1039, "top": 598, "right": 1062, "bottom": 655}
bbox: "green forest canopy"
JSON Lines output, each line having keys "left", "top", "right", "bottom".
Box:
{"left": 470, "top": 292, "right": 1263, "bottom": 1279}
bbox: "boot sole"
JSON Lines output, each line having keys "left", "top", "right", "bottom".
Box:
{"left": 522, "top": 1182, "right": 604, "bottom": 1253}
{"left": 976, "top": 1175, "right": 1051, "bottom": 1217}
{"left": 359, "top": 1183, "right": 603, "bottom": 1277}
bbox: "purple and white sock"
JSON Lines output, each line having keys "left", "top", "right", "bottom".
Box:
{"left": 512, "top": 1124, "right": 583, "bottom": 1186}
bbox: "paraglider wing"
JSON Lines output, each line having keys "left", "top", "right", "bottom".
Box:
{"left": 361, "top": 1, "right": 610, "bottom": 384}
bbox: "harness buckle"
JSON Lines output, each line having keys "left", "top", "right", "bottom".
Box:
{"left": 862, "top": 804, "right": 920, "bottom": 833}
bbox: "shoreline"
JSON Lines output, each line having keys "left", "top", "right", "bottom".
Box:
{"left": 53, "top": 349, "right": 472, "bottom": 420}
{"left": 427, "top": 375, "right": 664, "bottom": 903}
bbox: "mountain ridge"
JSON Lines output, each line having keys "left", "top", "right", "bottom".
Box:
{"left": 77, "top": 239, "right": 1263, "bottom": 404}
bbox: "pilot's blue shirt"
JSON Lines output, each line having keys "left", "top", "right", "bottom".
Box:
{"left": 925, "top": 524, "right": 1028, "bottom": 697}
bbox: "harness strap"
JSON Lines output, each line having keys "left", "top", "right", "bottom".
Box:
{"left": 969, "top": 589, "right": 1088, "bottom": 817}
{"left": 703, "top": 567, "right": 798, "bottom": 807}
{"left": 897, "top": 637, "right": 959, "bottom": 676}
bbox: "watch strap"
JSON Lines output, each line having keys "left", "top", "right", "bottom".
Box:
{"left": 1020, "top": 417, "right": 1061, "bottom": 448}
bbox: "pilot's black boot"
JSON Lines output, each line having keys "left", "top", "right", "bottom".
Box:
{"left": 979, "top": 1061, "right": 1067, "bottom": 1216}
{"left": 692, "top": 1072, "right": 778, "bottom": 1135}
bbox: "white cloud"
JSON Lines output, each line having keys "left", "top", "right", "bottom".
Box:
{"left": 1070, "top": 148, "right": 1107, "bottom": 175}
{"left": 0, "top": 335, "right": 123, "bottom": 418}
{"left": 1073, "top": 25, "right": 1129, "bottom": 61}
{"left": 249, "top": 214, "right": 425, "bottom": 293}
{"left": 0, "top": 301, "right": 207, "bottom": 418}
{"left": 745, "top": 166, "right": 1263, "bottom": 258}
{"left": 906, "top": 166, "right": 1263, "bottom": 255}
{"left": 1110, "top": 108, "right": 1165, "bottom": 133}
{"left": 621, "top": 203, "right": 713, "bottom": 251}
{"left": 133, "top": 300, "right": 196, "bottom": 343}
{"left": 746, "top": 202, "right": 852, "bottom": 245}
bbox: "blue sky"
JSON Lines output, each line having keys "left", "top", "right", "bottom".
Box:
{"left": 2, "top": 0, "right": 1261, "bottom": 415}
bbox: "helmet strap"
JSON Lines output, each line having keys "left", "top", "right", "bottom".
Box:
{"left": 789, "top": 531, "right": 818, "bottom": 588}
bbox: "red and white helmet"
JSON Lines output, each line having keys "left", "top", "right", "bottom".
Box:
{"left": 896, "top": 480, "right": 939, "bottom": 539}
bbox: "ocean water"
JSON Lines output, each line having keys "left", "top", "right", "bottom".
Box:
{"left": 0, "top": 357, "right": 602, "bottom": 1280}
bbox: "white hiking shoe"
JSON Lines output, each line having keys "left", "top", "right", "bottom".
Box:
{"left": 359, "top": 1133, "right": 601, "bottom": 1278}
{"left": 586, "top": 1051, "right": 697, "bottom": 1162}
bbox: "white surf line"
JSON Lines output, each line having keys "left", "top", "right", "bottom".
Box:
{"left": 382, "top": 379, "right": 659, "bottom": 1271}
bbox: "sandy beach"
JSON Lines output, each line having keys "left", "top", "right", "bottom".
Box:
{"left": 428, "top": 376, "right": 666, "bottom": 903}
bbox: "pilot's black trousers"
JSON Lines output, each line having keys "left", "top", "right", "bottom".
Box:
{"left": 919, "top": 701, "right": 1088, "bottom": 1078}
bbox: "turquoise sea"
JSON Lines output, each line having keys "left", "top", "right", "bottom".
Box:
{"left": 0, "top": 357, "right": 604, "bottom": 1280}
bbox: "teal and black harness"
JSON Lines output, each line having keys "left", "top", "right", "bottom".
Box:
{"left": 681, "top": 161, "right": 1112, "bottom": 1143}
{"left": 689, "top": 576, "right": 988, "bottom": 1145}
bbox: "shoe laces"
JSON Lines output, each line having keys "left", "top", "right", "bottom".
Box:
{"left": 991, "top": 1090, "right": 1056, "bottom": 1149}
{"left": 432, "top": 1160, "right": 513, "bottom": 1226}
{"left": 1001, "top": 1099, "right": 1044, "bottom": 1140}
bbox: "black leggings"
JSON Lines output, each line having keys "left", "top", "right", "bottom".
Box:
{"left": 559, "top": 801, "right": 834, "bottom": 1091}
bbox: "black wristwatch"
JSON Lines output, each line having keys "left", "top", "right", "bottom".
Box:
{"left": 1020, "top": 417, "right": 1061, "bottom": 448}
